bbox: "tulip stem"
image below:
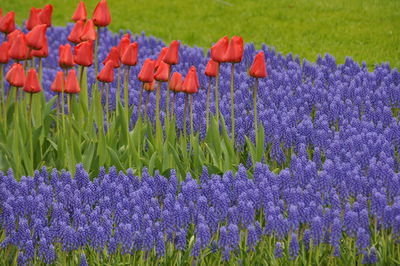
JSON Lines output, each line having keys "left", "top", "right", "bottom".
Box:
{"left": 95, "top": 27, "right": 100, "bottom": 78}
{"left": 190, "top": 94, "right": 194, "bottom": 135}
{"left": 215, "top": 63, "right": 220, "bottom": 126}
{"left": 230, "top": 63, "right": 235, "bottom": 145}
{"left": 183, "top": 93, "right": 188, "bottom": 136}
{"left": 138, "top": 83, "right": 144, "bottom": 120}
{"left": 106, "top": 83, "right": 110, "bottom": 128}
{"left": 166, "top": 66, "right": 171, "bottom": 122}
{"left": 28, "top": 93, "right": 33, "bottom": 125}
{"left": 144, "top": 91, "right": 150, "bottom": 121}
{"left": 253, "top": 78, "right": 259, "bottom": 136}
{"left": 61, "top": 72, "right": 66, "bottom": 134}
{"left": 123, "top": 65, "right": 130, "bottom": 129}
{"left": 155, "top": 81, "right": 163, "bottom": 150}
{"left": 0, "top": 64, "right": 4, "bottom": 120}
{"left": 68, "top": 94, "right": 71, "bottom": 116}
{"left": 116, "top": 66, "right": 121, "bottom": 114}
{"left": 171, "top": 92, "right": 176, "bottom": 120}
{"left": 206, "top": 76, "right": 212, "bottom": 130}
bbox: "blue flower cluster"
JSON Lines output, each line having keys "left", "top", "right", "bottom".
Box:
{"left": 1, "top": 161, "right": 399, "bottom": 264}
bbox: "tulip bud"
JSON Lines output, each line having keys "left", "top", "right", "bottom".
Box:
{"left": 65, "top": 69, "right": 80, "bottom": 94}
{"left": 92, "top": 0, "right": 111, "bottom": 27}
{"left": 138, "top": 58, "right": 155, "bottom": 83}
{"left": 211, "top": 36, "right": 229, "bottom": 63}
{"left": 154, "top": 61, "right": 170, "bottom": 82}
{"left": 117, "top": 34, "right": 130, "bottom": 59}
{"left": 6, "top": 63, "right": 25, "bottom": 87}
{"left": 26, "top": 24, "right": 47, "bottom": 50}
{"left": 51, "top": 71, "right": 65, "bottom": 93}
{"left": 0, "top": 41, "right": 10, "bottom": 64}
{"left": 72, "top": 1, "right": 87, "bottom": 22}
{"left": 73, "top": 40, "right": 93, "bottom": 67}
{"left": 31, "top": 36, "right": 48, "bottom": 58}
{"left": 97, "top": 61, "right": 115, "bottom": 83}
{"left": 0, "top": 11, "right": 15, "bottom": 34}
{"left": 23, "top": 68, "right": 41, "bottom": 93}
{"left": 155, "top": 47, "right": 168, "bottom": 70}
{"left": 9, "top": 33, "right": 29, "bottom": 61}
{"left": 59, "top": 44, "right": 74, "bottom": 69}
{"left": 204, "top": 59, "right": 218, "bottom": 77}
{"left": 144, "top": 81, "right": 155, "bottom": 91}
{"left": 249, "top": 52, "right": 267, "bottom": 78}
{"left": 182, "top": 66, "right": 199, "bottom": 94}
{"left": 26, "top": 7, "right": 41, "bottom": 31}
{"left": 38, "top": 4, "right": 53, "bottom": 27}
{"left": 7, "top": 29, "right": 22, "bottom": 46}
{"left": 68, "top": 20, "right": 85, "bottom": 44}
{"left": 224, "top": 36, "right": 243, "bottom": 63}
{"left": 169, "top": 72, "right": 183, "bottom": 92}
{"left": 121, "top": 42, "right": 138, "bottom": 66}
{"left": 103, "top": 46, "right": 120, "bottom": 68}
{"left": 163, "top": 40, "right": 180, "bottom": 65}
{"left": 80, "top": 19, "right": 96, "bottom": 42}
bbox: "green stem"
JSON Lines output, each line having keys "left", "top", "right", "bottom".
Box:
{"left": 68, "top": 93, "right": 71, "bottom": 116}
{"left": 183, "top": 93, "right": 188, "bottom": 136}
{"left": 156, "top": 81, "right": 162, "bottom": 145}
{"left": 138, "top": 83, "right": 144, "bottom": 120}
{"left": 106, "top": 83, "right": 110, "bottom": 128}
{"left": 38, "top": 58, "right": 42, "bottom": 83}
{"left": 230, "top": 63, "right": 235, "bottom": 144}
{"left": 253, "top": 78, "right": 258, "bottom": 136}
{"left": 190, "top": 94, "right": 194, "bottom": 135}
{"left": 144, "top": 91, "right": 150, "bottom": 121}
{"left": 206, "top": 76, "right": 211, "bottom": 130}
{"left": 116, "top": 66, "right": 121, "bottom": 114}
{"left": 171, "top": 92, "right": 176, "bottom": 120}
{"left": 166, "top": 65, "right": 171, "bottom": 122}
{"left": 215, "top": 63, "right": 220, "bottom": 125}
{"left": 124, "top": 66, "right": 130, "bottom": 127}
{"left": 95, "top": 27, "right": 100, "bottom": 78}
{"left": 0, "top": 64, "right": 4, "bottom": 122}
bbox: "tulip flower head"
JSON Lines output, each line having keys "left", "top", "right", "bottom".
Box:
{"left": 249, "top": 52, "right": 267, "bottom": 78}
{"left": 121, "top": 42, "right": 138, "bottom": 66}
{"left": 163, "top": 40, "right": 180, "bottom": 65}
{"left": 51, "top": 71, "right": 65, "bottom": 93}
{"left": 0, "top": 41, "right": 10, "bottom": 64}
{"left": 103, "top": 46, "right": 120, "bottom": 68}
{"left": 68, "top": 20, "right": 85, "bottom": 44}
{"left": 117, "top": 33, "right": 131, "bottom": 59}
{"left": 224, "top": 36, "right": 244, "bottom": 63}
{"left": 144, "top": 81, "right": 156, "bottom": 92}
{"left": 72, "top": 1, "right": 87, "bottom": 22}
{"left": 38, "top": 4, "right": 53, "bottom": 27}
{"left": 154, "top": 61, "right": 170, "bottom": 82}
{"left": 0, "top": 11, "right": 15, "bottom": 34}
{"left": 31, "top": 36, "right": 48, "bottom": 58}
{"left": 211, "top": 36, "right": 229, "bottom": 63}
{"left": 65, "top": 69, "right": 80, "bottom": 94}
{"left": 26, "top": 7, "right": 41, "bottom": 31}
{"left": 182, "top": 66, "right": 200, "bottom": 94}
{"left": 97, "top": 61, "right": 115, "bottom": 83}
{"left": 80, "top": 19, "right": 97, "bottom": 42}
{"left": 23, "top": 68, "right": 41, "bottom": 94}
{"left": 169, "top": 72, "right": 183, "bottom": 92}
{"left": 205, "top": 59, "right": 218, "bottom": 77}
{"left": 59, "top": 44, "right": 74, "bottom": 69}
{"left": 92, "top": 0, "right": 111, "bottom": 27}
{"left": 6, "top": 63, "right": 25, "bottom": 87}
{"left": 9, "top": 33, "right": 29, "bottom": 61}
{"left": 138, "top": 58, "right": 155, "bottom": 83}
{"left": 155, "top": 47, "right": 168, "bottom": 70}
{"left": 26, "top": 24, "right": 47, "bottom": 50}
{"left": 73, "top": 40, "right": 93, "bottom": 67}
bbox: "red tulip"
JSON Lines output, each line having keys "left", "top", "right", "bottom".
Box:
{"left": 163, "top": 40, "right": 180, "bottom": 65}
{"left": 31, "top": 36, "right": 48, "bottom": 58}
{"left": 169, "top": 72, "right": 183, "bottom": 92}
{"left": 103, "top": 46, "right": 120, "bottom": 68}
{"left": 9, "top": 33, "right": 29, "bottom": 61}
{"left": 138, "top": 58, "right": 155, "bottom": 83}
{"left": 72, "top": 1, "right": 87, "bottom": 22}
{"left": 6, "top": 63, "right": 25, "bottom": 87}
{"left": 80, "top": 19, "right": 96, "bottom": 42}
{"left": 144, "top": 81, "right": 155, "bottom": 91}
{"left": 23, "top": 68, "right": 41, "bottom": 93}
{"left": 155, "top": 47, "right": 168, "bottom": 70}
{"left": 182, "top": 66, "right": 199, "bottom": 94}
{"left": 249, "top": 52, "right": 267, "bottom": 78}
{"left": 0, "top": 41, "right": 10, "bottom": 64}
{"left": 117, "top": 34, "right": 130, "bottom": 59}
{"left": 97, "top": 60, "right": 115, "bottom": 83}
{"left": 0, "top": 11, "right": 15, "bottom": 34}
{"left": 65, "top": 69, "right": 80, "bottom": 94}
{"left": 204, "top": 59, "right": 218, "bottom": 77}
{"left": 211, "top": 36, "right": 229, "bottom": 63}
{"left": 92, "top": 0, "right": 111, "bottom": 27}
{"left": 38, "top": 4, "right": 53, "bottom": 27}
{"left": 73, "top": 40, "right": 93, "bottom": 67}
{"left": 7, "top": 29, "right": 22, "bottom": 45}
{"left": 121, "top": 42, "right": 138, "bottom": 66}
{"left": 224, "top": 36, "right": 243, "bottom": 63}
{"left": 59, "top": 44, "right": 74, "bottom": 69}
{"left": 68, "top": 20, "right": 85, "bottom": 44}
{"left": 26, "top": 7, "right": 41, "bottom": 31}
{"left": 51, "top": 71, "right": 65, "bottom": 93}
{"left": 26, "top": 24, "right": 47, "bottom": 50}
{"left": 154, "top": 61, "right": 170, "bottom": 82}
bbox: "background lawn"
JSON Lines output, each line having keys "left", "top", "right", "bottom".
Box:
{"left": 2, "top": 0, "right": 400, "bottom": 69}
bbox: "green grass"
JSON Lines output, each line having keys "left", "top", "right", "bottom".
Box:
{"left": 2, "top": 0, "right": 400, "bottom": 69}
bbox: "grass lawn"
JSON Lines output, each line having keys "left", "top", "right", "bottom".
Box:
{"left": 2, "top": 0, "right": 400, "bottom": 69}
